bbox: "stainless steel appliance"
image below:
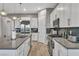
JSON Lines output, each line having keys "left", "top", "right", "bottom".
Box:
{"left": 47, "top": 36, "right": 54, "bottom": 56}
{"left": 53, "top": 18, "right": 60, "bottom": 35}
{"left": 68, "top": 35, "right": 79, "bottom": 42}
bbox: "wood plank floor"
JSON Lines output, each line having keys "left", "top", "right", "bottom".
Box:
{"left": 28, "top": 41, "right": 49, "bottom": 56}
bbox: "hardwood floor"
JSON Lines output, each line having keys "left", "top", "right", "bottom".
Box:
{"left": 28, "top": 41, "right": 50, "bottom": 56}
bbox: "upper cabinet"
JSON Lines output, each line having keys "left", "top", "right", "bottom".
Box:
{"left": 70, "top": 4, "right": 79, "bottom": 27}
{"left": 56, "top": 4, "right": 65, "bottom": 27}
{"left": 59, "top": 3, "right": 79, "bottom": 27}
{"left": 30, "top": 17, "right": 38, "bottom": 28}
{"left": 56, "top": 3, "right": 71, "bottom": 27}
{"left": 50, "top": 7, "right": 57, "bottom": 28}
{"left": 50, "top": 3, "right": 79, "bottom": 28}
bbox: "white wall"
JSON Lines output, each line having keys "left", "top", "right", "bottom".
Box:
{"left": 1, "top": 17, "right": 13, "bottom": 40}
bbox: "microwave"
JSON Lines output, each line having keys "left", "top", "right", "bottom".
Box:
{"left": 53, "top": 18, "right": 60, "bottom": 35}
{"left": 53, "top": 18, "right": 60, "bottom": 28}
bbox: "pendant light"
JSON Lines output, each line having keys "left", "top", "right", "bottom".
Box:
{"left": 0, "top": 3, "right": 7, "bottom": 16}
{"left": 12, "top": 3, "right": 17, "bottom": 20}
{"left": 19, "top": 3, "right": 22, "bottom": 21}
{"left": 12, "top": 16, "right": 17, "bottom": 20}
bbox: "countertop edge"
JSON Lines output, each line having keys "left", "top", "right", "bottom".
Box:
{"left": 0, "top": 35, "right": 31, "bottom": 50}
{"left": 54, "top": 38, "right": 79, "bottom": 49}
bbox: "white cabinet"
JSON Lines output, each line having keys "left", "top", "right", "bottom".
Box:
{"left": 53, "top": 39, "right": 79, "bottom": 56}
{"left": 62, "top": 4, "right": 71, "bottom": 27}
{"left": 56, "top": 4, "right": 71, "bottom": 27}
{"left": 58, "top": 42, "right": 67, "bottom": 56}
{"left": 50, "top": 3, "right": 79, "bottom": 27}
{"left": 17, "top": 38, "right": 30, "bottom": 56}
{"left": 50, "top": 8, "right": 57, "bottom": 28}
{"left": 53, "top": 39, "right": 67, "bottom": 56}
{"left": 67, "top": 49, "right": 79, "bottom": 56}
{"left": 50, "top": 4, "right": 66, "bottom": 27}
{"left": 32, "top": 33, "right": 38, "bottom": 41}
{"left": 53, "top": 39, "right": 60, "bottom": 56}
{"left": 58, "top": 3, "right": 79, "bottom": 27}
{"left": 70, "top": 4, "right": 79, "bottom": 27}
{"left": 30, "top": 17, "right": 38, "bottom": 28}
{"left": 17, "top": 43, "right": 24, "bottom": 56}
{"left": 56, "top": 4, "right": 65, "bottom": 27}
{"left": 24, "top": 38, "right": 30, "bottom": 55}
{"left": 0, "top": 50, "right": 16, "bottom": 56}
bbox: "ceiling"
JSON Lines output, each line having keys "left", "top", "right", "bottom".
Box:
{"left": 0, "top": 3, "right": 57, "bottom": 14}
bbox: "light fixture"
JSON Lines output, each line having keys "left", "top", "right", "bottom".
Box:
{"left": 57, "top": 7, "right": 64, "bottom": 11}
{"left": 37, "top": 8, "right": 41, "bottom": 10}
{"left": 23, "top": 8, "right": 26, "bottom": 11}
{"left": 13, "top": 16, "right": 17, "bottom": 20}
{"left": 0, "top": 3, "right": 7, "bottom": 16}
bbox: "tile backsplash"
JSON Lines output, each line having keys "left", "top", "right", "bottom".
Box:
{"left": 59, "top": 28, "right": 79, "bottom": 37}
{"left": 68, "top": 28, "right": 79, "bottom": 36}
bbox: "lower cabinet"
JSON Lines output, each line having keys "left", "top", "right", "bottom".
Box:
{"left": 53, "top": 39, "right": 59, "bottom": 56}
{"left": 53, "top": 39, "right": 79, "bottom": 56}
{"left": 53, "top": 39, "right": 68, "bottom": 56}
{"left": 58, "top": 43, "right": 67, "bottom": 56}
{"left": 17, "top": 38, "right": 30, "bottom": 56}
{"left": 67, "top": 49, "right": 79, "bottom": 56}
{"left": 0, "top": 38, "right": 30, "bottom": 56}
{"left": 32, "top": 33, "right": 38, "bottom": 41}
{"left": 0, "top": 50, "right": 16, "bottom": 56}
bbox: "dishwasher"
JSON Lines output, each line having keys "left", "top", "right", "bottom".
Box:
{"left": 47, "top": 36, "right": 54, "bottom": 56}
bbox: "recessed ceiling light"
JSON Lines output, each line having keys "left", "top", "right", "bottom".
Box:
{"left": 13, "top": 16, "right": 17, "bottom": 20}
{"left": 23, "top": 8, "right": 26, "bottom": 11}
{"left": 37, "top": 8, "right": 41, "bottom": 10}
{"left": 57, "top": 7, "right": 64, "bottom": 11}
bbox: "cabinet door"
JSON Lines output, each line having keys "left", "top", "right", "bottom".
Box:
{"left": 17, "top": 44, "right": 24, "bottom": 56}
{"left": 0, "top": 50, "right": 16, "bottom": 56}
{"left": 68, "top": 49, "right": 79, "bottom": 56}
{"left": 32, "top": 33, "right": 38, "bottom": 41}
{"left": 63, "top": 3, "right": 71, "bottom": 27}
{"left": 53, "top": 39, "right": 59, "bottom": 56}
{"left": 70, "top": 4, "right": 79, "bottom": 27}
{"left": 50, "top": 9, "right": 56, "bottom": 28}
{"left": 58, "top": 43, "right": 67, "bottom": 56}
{"left": 24, "top": 38, "right": 30, "bottom": 55}
{"left": 57, "top": 3, "right": 71, "bottom": 27}
{"left": 53, "top": 39, "right": 67, "bottom": 56}
{"left": 56, "top": 4, "right": 65, "bottom": 27}
{"left": 30, "top": 17, "right": 38, "bottom": 28}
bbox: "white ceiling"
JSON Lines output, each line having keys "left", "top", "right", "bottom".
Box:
{"left": 0, "top": 3, "right": 57, "bottom": 14}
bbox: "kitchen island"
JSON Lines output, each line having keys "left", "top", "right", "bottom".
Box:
{"left": 0, "top": 34, "right": 31, "bottom": 56}
{"left": 53, "top": 37, "right": 79, "bottom": 56}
